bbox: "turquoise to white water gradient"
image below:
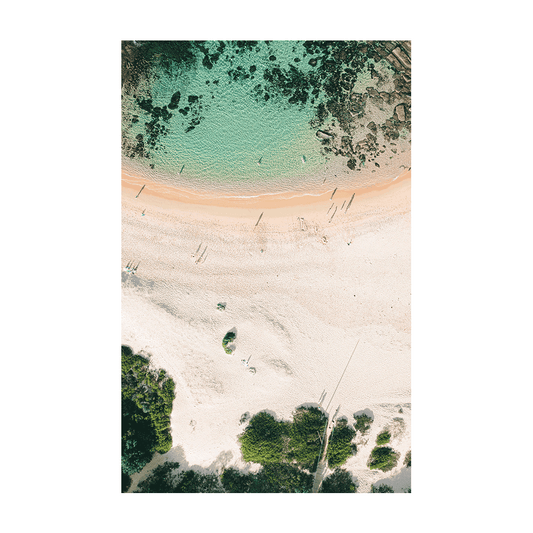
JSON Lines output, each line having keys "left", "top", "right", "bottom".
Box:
{"left": 122, "top": 41, "right": 342, "bottom": 197}
{"left": 122, "top": 41, "right": 394, "bottom": 196}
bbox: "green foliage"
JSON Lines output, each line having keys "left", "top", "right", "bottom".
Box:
{"left": 371, "top": 484, "right": 394, "bottom": 493}
{"left": 376, "top": 429, "right": 391, "bottom": 445}
{"left": 238, "top": 411, "right": 287, "bottom": 464}
{"left": 121, "top": 345, "right": 176, "bottom": 475}
{"left": 353, "top": 413, "right": 373, "bottom": 435}
{"left": 136, "top": 461, "right": 224, "bottom": 493}
{"left": 288, "top": 407, "right": 328, "bottom": 472}
{"left": 327, "top": 419, "right": 356, "bottom": 468}
{"left": 367, "top": 446, "right": 400, "bottom": 472}
{"left": 404, "top": 450, "right": 411, "bottom": 468}
{"left": 239, "top": 407, "right": 329, "bottom": 471}
{"left": 258, "top": 463, "right": 313, "bottom": 493}
{"left": 221, "top": 467, "right": 255, "bottom": 493}
{"left": 222, "top": 331, "right": 236, "bottom": 354}
{"left": 136, "top": 461, "right": 180, "bottom": 493}
{"left": 174, "top": 470, "right": 224, "bottom": 493}
{"left": 121, "top": 398, "right": 157, "bottom": 475}
{"left": 221, "top": 464, "right": 313, "bottom": 493}
{"left": 320, "top": 468, "right": 357, "bottom": 493}
{"left": 122, "top": 472, "right": 132, "bottom": 493}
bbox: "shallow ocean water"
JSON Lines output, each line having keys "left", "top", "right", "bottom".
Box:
{"left": 121, "top": 40, "right": 410, "bottom": 196}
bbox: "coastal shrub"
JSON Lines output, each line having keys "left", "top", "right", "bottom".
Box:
{"left": 367, "top": 446, "right": 399, "bottom": 472}
{"left": 222, "top": 330, "right": 236, "bottom": 354}
{"left": 376, "top": 429, "right": 391, "bottom": 446}
{"left": 404, "top": 450, "right": 411, "bottom": 468}
{"left": 221, "top": 465, "right": 313, "bottom": 493}
{"left": 121, "top": 345, "right": 176, "bottom": 475}
{"left": 135, "top": 462, "right": 224, "bottom": 493}
{"left": 135, "top": 461, "right": 181, "bottom": 493}
{"left": 221, "top": 467, "right": 255, "bottom": 493}
{"left": 122, "top": 472, "right": 132, "bottom": 493}
{"left": 238, "top": 411, "right": 288, "bottom": 465}
{"left": 353, "top": 413, "right": 373, "bottom": 435}
{"left": 327, "top": 419, "right": 356, "bottom": 468}
{"left": 258, "top": 463, "right": 313, "bottom": 493}
{"left": 121, "top": 398, "right": 157, "bottom": 475}
{"left": 174, "top": 469, "right": 224, "bottom": 493}
{"left": 371, "top": 484, "right": 394, "bottom": 493}
{"left": 288, "top": 406, "right": 328, "bottom": 472}
{"left": 320, "top": 468, "right": 357, "bottom": 493}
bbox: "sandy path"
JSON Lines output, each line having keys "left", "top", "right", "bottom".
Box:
{"left": 122, "top": 170, "right": 411, "bottom": 492}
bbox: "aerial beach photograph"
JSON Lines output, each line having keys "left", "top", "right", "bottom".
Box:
{"left": 121, "top": 40, "right": 411, "bottom": 493}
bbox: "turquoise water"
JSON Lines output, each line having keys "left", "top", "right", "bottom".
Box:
{"left": 122, "top": 41, "right": 331, "bottom": 196}
{"left": 122, "top": 41, "right": 410, "bottom": 196}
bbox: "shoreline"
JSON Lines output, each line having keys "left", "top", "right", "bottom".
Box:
{"left": 122, "top": 167, "right": 411, "bottom": 216}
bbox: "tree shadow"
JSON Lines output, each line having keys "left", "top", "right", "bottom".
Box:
{"left": 353, "top": 407, "right": 374, "bottom": 420}
{"left": 372, "top": 464, "right": 411, "bottom": 493}
{"left": 121, "top": 271, "right": 155, "bottom": 290}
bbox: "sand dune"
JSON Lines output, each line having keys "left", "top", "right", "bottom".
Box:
{"left": 122, "top": 168, "right": 411, "bottom": 493}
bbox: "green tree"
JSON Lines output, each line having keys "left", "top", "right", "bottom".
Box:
{"left": 136, "top": 462, "right": 224, "bottom": 493}
{"left": 121, "top": 472, "right": 132, "bottom": 493}
{"left": 327, "top": 419, "right": 356, "bottom": 468}
{"left": 121, "top": 345, "right": 176, "bottom": 476}
{"left": 404, "top": 450, "right": 411, "bottom": 467}
{"left": 367, "top": 446, "right": 399, "bottom": 472}
{"left": 376, "top": 429, "right": 391, "bottom": 445}
{"left": 136, "top": 462, "right": 181, "bottom": 493}
{"left": 239, "top": 411, "right": 287, "bottom": 464}
{"left": 258, "top": 463, "right": 313, "bottom": 493}
{"left": 320, "top": 468, "right": 357, "bottom": 493}
{"left": 221, "top": 467, "right": 255, "bottom": 493}
{"left": 371, "top": 484, "right": 394, "bottom": 493}
{"left": 288, "top": 406, "right": 328, "bottom": 472}
{"left": 353, "top": 413, "right": 373, "bottom": 435}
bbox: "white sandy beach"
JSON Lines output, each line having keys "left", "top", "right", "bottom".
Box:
{"left": 121, "top": 168, "right": 411, "bottom": 493}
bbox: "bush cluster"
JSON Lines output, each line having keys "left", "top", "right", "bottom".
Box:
{"left": 135, "top": 462, "right": 224, "bottom": 493}
{"left": 327, "top": 419, "right": 356, "bottom": 468}
{"left": 320, "top": 468, "right": 357, "bottom": 493}
{"left": 239, "top": 407, "right": 334, "bottom": 471}
{"left": 353, "top": 413, "right": 373, "bottom": 435}
{"left": 221, "top": 464, "right": 313, "bottom": 493}
{"left": 238, "top": 411, "right": 289, "bottom": 464}
{"left": 222, "top": 331, "right": 236, "bottom": 354}
{"left": 376, "top": 429, "right": 391, "bottom": 445}
{"left": 367, "top": 446, "right": 399, "bottom": 472}
{"left": 121, "top": 345, "right": 176, "bottom": 476}
{"left": 288, "top": 407, "right": 328, "bottom": 471}
{"left": 404, "top": 450, "right": 411, "bottom": 467}
{"left": 371, "top": 484, "right": 394, "bottom": 493}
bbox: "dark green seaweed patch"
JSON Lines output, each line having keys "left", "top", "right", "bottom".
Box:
{"left": 121, "top": 41, "right": 411, "bottom": 171}
{"left": 121, "top": 345, "right": 176, "bottom": 476}
{"left": 121, "top": 40, "right": 198, "bottom": 93}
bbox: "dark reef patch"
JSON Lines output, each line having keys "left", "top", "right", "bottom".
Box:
{"left": 121, "top": 40, "right": 411, "bottom": 170}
